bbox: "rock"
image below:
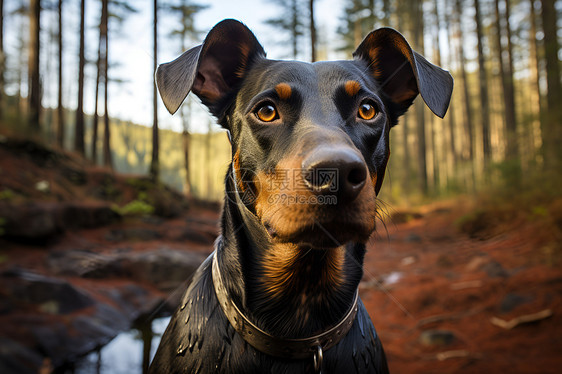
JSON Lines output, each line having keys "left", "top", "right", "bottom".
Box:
{"left": 0, "top": 202, "right": 60, "bottom": 241}
{"left": 0, "top": 202, "right": 119, "bottom": 243}
{"left": 418, "top": 330, "right": 457, "bottom": 347}
{"left": 105, "top": 227, "right": 162, "bottom": 242}
{"left": 48, "top": 248, "right": 205, "bottom": 292}
{"left": 175, "top": 226, "right": 216, "bottom": 245}
{"left": 61, "top": 166, "right": 87, "bottom": 185}
{"left": 48, "top": 251, "right": 119, "bottom": 278}
{"left": 499, "top": 293, "right": 534, "bottom": 313}
{"left": 1, "top": 269, "right": 95, "bottom": 314}
{"left": 103, "top": 284, "right": 167, "bottom": 319}
{"left": 59, "top": 203, "right": 119, "bottom": 229}
{"left": 405, "top": 233, "right": 422, "bottom": 243}
{"left": 481, "top": 260, "right": 509, "bottom": 278}
{"left": 122, "top": 248, "right": 206, "bottom": 292}
{"left": 49, "top": 250, "right": 102, "bottom": 277}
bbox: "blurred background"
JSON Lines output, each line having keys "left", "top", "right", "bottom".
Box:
{"left": 0, "top": 0, "right": 561, "bottom": 373}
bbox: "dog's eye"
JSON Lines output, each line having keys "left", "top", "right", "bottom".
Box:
{"left": 255, "top": 104, "right": 278, "bottom": 122}
{"left": 358, "top": 102, "right": 376, "bottom": 120}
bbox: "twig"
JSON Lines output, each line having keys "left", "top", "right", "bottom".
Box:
{"left": 490, "top": 309, "right": 553, "bottom": 330}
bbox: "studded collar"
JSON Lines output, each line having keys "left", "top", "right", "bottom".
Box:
{"left": 211, "top": 250, "right": 359, "bottom": 361}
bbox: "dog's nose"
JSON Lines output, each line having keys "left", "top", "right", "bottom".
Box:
{"left": 302, "top": 148, "right": 367, "bottom": 203}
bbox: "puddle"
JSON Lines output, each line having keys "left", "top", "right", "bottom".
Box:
{"left": 60, "top": 316, "right": 170, "bottom": 374}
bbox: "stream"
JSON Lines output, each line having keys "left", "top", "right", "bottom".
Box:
{"left": 59, "top": 317, "right": 171, "bottom": 374}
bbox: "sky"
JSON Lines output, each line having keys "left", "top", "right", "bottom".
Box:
{"left": 127, "top": 0, "right": 346, "bottom": 133}
{"left": 0, "top": 0, "right": 345, "bottom": 134}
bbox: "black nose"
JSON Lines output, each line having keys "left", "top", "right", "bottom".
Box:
{"left": 302, "top": 147, "right": 367, "bottom": 203}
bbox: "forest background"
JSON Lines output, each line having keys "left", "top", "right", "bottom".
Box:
{"left": 0, "top": 0, "right": 560, "bottom": 205}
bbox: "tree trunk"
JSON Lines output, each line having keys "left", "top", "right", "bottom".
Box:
{"left": 444, "top": 5, "right": 458, "bottom": 179}
{"left": 454, "top": 0, "right": 474, "bottom": 163}
{"left": 0, "top": 0, "right": 4, "bottom": 120}
{"left": 16, "top": 16, "right": 24, "bottom": 118}
{"left": 402, "top": 115, "right": 410, "bottom": 195}
{"left": 309, "top": 0, "right": 316, "bottom": 62}
{"left": 528, "top": 0, "right": 543, "bottom": 164}
{"left": 494, "top": 0, "right": 520, "bottom": 182}
{"left": 102, "top": 0, "right": 112, "bottom": 168}
{"left": 503, "top": 0, "right": 519, "bottom": 164}
{"left": 540, "top": 0, "right": 562, "bottom": 171}
{"left": 28, "top": 0, "right": 41, "bottom": 130}
{"left": 150, "top": 0, "right": 159, "bottom": 180}
{"left": 56, "top": 0, "right": 64, "bottom": 148}
{"left": 431, "top": 0, "right": 442, "bottom": 190}
{"left": 206, "top": 120, "right": 212, "bottom": 199}
{"left": 413, "top": 0, "right": 428, "bottom": 195}
{"left": 291, "top": 0, "right": 299, "bottom": 59}
{"left": 92, "top": 3, "right": 104, "bottom": 164}
{"left": 75, "top": 0, "right": 85, "bottom": 154}
{"left": 181, "top": 105, "right": 191, "bottom": 196}
{"left": 474, "top": 0, "right": 491, "bottom": 171}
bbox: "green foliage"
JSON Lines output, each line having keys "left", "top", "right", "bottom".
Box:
{"left": 112, "top": 200, "right": 155, "bottom": 216}
{"left": 0, "top": 189, "right": 15, "bottom": 201}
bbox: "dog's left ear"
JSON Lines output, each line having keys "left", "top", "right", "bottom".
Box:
{"left": 353, "top": 28, "right": 453, "bottom": 122}
{"left": 156, "top": 19, "right": 265, "bottom": 119}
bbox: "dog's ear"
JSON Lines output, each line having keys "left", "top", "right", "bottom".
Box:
{"left": 156, "top": 19, "right": 265, "bottom": 117}
{"left": 353, "top": 28, "right": 453, "bottom": 121}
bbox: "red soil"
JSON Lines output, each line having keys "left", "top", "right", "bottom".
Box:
{"left": 362, "top": 202, "right": 562, "bottom": 373}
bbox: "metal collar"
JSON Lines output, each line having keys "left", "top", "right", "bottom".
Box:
{"left": 211, "top": 250, "right": 359, "bottom": 360}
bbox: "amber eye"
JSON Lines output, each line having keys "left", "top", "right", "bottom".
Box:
{"left": 358, "top": 102, "right": 376, "bottom": 120}
{"left": 255, "top": 104, "right": 278, "bottom": 122}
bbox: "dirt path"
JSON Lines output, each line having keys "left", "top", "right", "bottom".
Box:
{"left": 361, "top": 202, "right": 562, "bottom": 373}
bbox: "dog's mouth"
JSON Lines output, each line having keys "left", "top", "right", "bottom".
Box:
{"left": 261, "top": 204, "right": 376, "bottom": 249}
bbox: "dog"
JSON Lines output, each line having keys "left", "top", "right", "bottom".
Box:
{"left": 149, "top": 19, "right": 452, "bottom": 373}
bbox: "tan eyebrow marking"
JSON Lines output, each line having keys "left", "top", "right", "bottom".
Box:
{"left": 275, "top": 83, "right": 292, "bottom": 100}
{"left": 344, "top": 80, "right": 361, "bottom": 96}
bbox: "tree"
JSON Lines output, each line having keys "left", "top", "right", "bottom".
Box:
{"left": 92, "top": 0, "right": 106, "bottom": 163}
{"left": 165, "top": 0, "right": 208, "bottom": 195}
{"left": 309, "top": 0, "right": 317, "bottom": 62}
{"left": 454, "top": 0, "right": 474, "bottom": 165}
{"left": 56, "top": 0, "right": 64, "bottom": 148}
{"left": 92, "top": 19, "right": 103, "bottom": 163}
{"left": 28, "top": 0, "right": 41, "bottom": 130}
{"left": 150, "top": 0, "right": 158, "bottom": 180}
{"left": 411, "top": 0, "right": 428, "bottom": 194}
{"left": 474, "top": 0, "right": 491, "bottom": 171}
{"left": 92, "top": 0, "right": 136, "bottom": 164}
{"left": 431, "top": 0, "right": 443, "bottom": 189}
{"left": 0, "top": 0, "right": 4, "bottom": 120}
{"left": 528, "top": 0, "right": 544, "bottom": 155}
{"left": 101, "top": 0, "right": 112, "bottom": 168}
{"left": 494, "top": 0, "right": 520, "bottom": 183}
{"left": 540, "top": 0, "right": 562, "bottom": 171}
{"left": 444, "top": 6, "right": 458, "bottom": 179}
{"left": 75, "top": 0, "right": 86, "bottom": 155}
{"left": 338, "top": 0, "right": 378, "bottom": 55}
{"left": 266, "top": 0, "right": 304, "bottom": 59}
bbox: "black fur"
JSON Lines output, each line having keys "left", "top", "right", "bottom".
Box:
{"left": 149, "top": 19, "right": 452, "bottom": 373}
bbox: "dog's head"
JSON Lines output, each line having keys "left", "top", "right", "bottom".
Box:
{"left": 157, "top": 19, "right": 453, "bottom": 249}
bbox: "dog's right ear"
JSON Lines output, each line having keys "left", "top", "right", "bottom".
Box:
{"left": 156, "top": 19, "right": 265, "bottom": 118}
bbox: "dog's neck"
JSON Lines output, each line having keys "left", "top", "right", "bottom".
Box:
{"left": 217, "top": 172, "right": 365, "bottom": 338}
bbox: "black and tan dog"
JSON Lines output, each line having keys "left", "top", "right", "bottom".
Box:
{"left": 149, "top": 19, "right": 452, "bottom": 373}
